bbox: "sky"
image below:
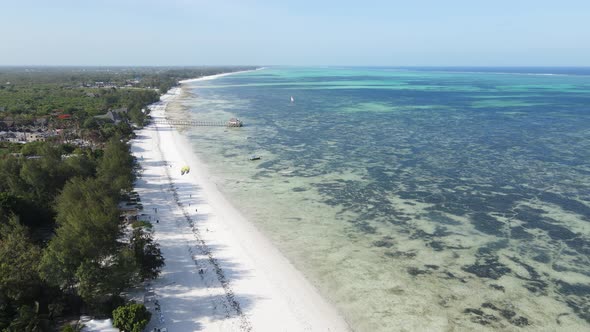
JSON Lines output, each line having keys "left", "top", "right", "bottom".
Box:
{"left": 1, "top": 0, "right": 589, "bottom": 66}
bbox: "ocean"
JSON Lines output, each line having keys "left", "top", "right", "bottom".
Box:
{"left": 168, "top": 67, "right": 590, "bottom": 331}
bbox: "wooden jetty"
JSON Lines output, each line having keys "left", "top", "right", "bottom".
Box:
{"left": 152, "top": 118, "right": 243, "bottom": 127}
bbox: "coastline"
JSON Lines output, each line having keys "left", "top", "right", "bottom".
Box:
{"left": 131, "top": 72, "right": 349, "bottom": 331}
{"left": 178, "top": 67, "right": 265, "bottom": 84}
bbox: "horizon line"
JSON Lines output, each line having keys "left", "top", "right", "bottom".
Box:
{"left": 1, "top": 64, "right": 590, "bottom": 68}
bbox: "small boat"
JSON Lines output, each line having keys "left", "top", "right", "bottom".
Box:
{"left": 249, "top": 155, "right": 261, "bottom": 161}
{"left": 290, "top": 96, "right": 295, "bottom": 103}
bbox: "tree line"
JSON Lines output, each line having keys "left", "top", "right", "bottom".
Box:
{"left": 0, "top": 137, "right": 164, "bottom": 331}
{"left": 0, "top": 66, "right": 253, "bottom": 331}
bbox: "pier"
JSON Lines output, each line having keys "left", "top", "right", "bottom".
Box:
{"left": 152, "top": 118, "right": 243, "bottom": 127}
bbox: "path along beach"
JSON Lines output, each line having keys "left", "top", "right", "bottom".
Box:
{"left": 131, "top": 73, "right": 350, "bottom": 332}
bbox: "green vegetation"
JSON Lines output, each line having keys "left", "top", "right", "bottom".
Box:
{"left": 97, "top": 136, "right": 135, "bottom": 192}
{"left": 60, "top": 323, "right": 83, "bottom": 332}
{"left": 0, "top": 66, "right": 253, "bottom": 116}
{"left": 131, "top": 227, "right": 165, "bottom": 281}
{"left": 0, "top": 85, "right": 156, "bottom": 117}
{"left": 0, "top": 66, "right": 254, "bottom": 330}
{"left": 112, "top": 303, "right": 151, "bottom": 332}
{"left": 0, "top": 138, "right": 147, "bottom": 329}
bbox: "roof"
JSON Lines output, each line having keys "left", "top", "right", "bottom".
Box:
{"left": 94, "top": 110, "right": 126, "bottom": 123}
{"left": 107, "top": 110, "right": 123, "bottom": 122}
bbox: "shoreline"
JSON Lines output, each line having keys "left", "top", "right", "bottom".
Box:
{"left": 178, "top": 67, "right": 265, "bottom": 84}
{"left": 131, "top": 72, "right": 349, "bottom": 331}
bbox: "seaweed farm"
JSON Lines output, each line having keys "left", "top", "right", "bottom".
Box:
{"left": 168, "top": 67, "right": 590, "bottom": 331}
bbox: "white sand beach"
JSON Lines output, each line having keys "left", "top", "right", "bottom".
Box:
{"left": 131, "top": 75, "right": 349, "bottom": 332}
{"left": 178, "top": 68, "right": 265, "bottom": 84}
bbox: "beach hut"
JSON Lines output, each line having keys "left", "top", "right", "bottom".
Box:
{"left": 227, "top": 118, "right": 243, "bottom": 127}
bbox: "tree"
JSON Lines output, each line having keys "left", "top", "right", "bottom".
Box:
{"left": 97, "top": 136, "right": 134, "bottom": 193}
{"left": 0, "top": 218, "right": 42, "bottom": 303}
{"left": 0, "top": 300, "right": 17, "bottom": 331}
{"left": 75, "top": 249, "right": 137, "bottom": 305}
{"left": 40, "top": 177, "right": 120, "bottom": 290}
{"left": 82, "top": 117, "right": 98, "bottom": 130}
{"left": 0, "top": 158, "right": 27, "bottom": 197}
{"left": 102, "top": 94, "right": 119, "bottom": 109}
{"left": 20, "top": 144, "right": 74, "bottom": 203}
{"left": 63, "top": 154, "right": 96, "bottom": 179}
{"left": 127, "top": 108, "right": 145, "bottom": 127}
{"left": 39, "top": 176, "right": 142, "bottom": 307}
{"left": 4, "top": 304, "right": 46, "bottom": 332}
{"left": 112, "top": 303, "right": 151, "bottom": 332}
{"left": 0, "top": 192, "right": 23, "bottom": 218}
{"left": 61, "top": 323, "right": 84, "bottom": 332}
{"left": 0, "top": 192, "right": 49, "bottom": 230}
{"left": 130, "top": 228, "right": 164, "bottom": 281}
{"left": 19, "top": 142, "right": 47, "bottom": 157}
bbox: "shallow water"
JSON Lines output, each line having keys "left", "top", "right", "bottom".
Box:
{"left": 168, "top": 67, "right": 590, "bottom": 331}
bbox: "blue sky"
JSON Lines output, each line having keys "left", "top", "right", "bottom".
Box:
{"left": 1, "top": 0, "right": 589, "bottom": 66}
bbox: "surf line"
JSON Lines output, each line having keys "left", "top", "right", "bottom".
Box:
{"left": 154, "top": 123, "right": 252, "bottom": 332}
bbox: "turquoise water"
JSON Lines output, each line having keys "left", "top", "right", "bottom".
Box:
{"left": 169, "top": 67, "right": 590, "bottom": 331}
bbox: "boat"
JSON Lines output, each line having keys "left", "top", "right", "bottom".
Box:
{"left": 290, "top": 96, "right": 295, "bottom": 103}
{"left": 249, "top": 155, "right": 261, "bottom": 161}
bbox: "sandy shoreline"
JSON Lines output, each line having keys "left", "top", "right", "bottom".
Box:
{"left": 131, "top": 72, "right": 349, "bottom": 331}
{"left": 178, "top": 68, "right": 265, "bottom": 84}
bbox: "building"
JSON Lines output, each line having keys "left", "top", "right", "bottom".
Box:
{"left": 227, "top": 118, "right": 243, "bottom": 127}
{"left": 94, "top": 108, "right": 129, "bottom": 124}
{"left": 0, "top": 131, "right": 58, "bottom": 143}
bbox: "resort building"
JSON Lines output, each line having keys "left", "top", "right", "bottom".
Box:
{"left": 0, "top": 131, "right": 58, "bottom": 143}
{"left": 94, "top": 107, "right": 129, "bottom": 124}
